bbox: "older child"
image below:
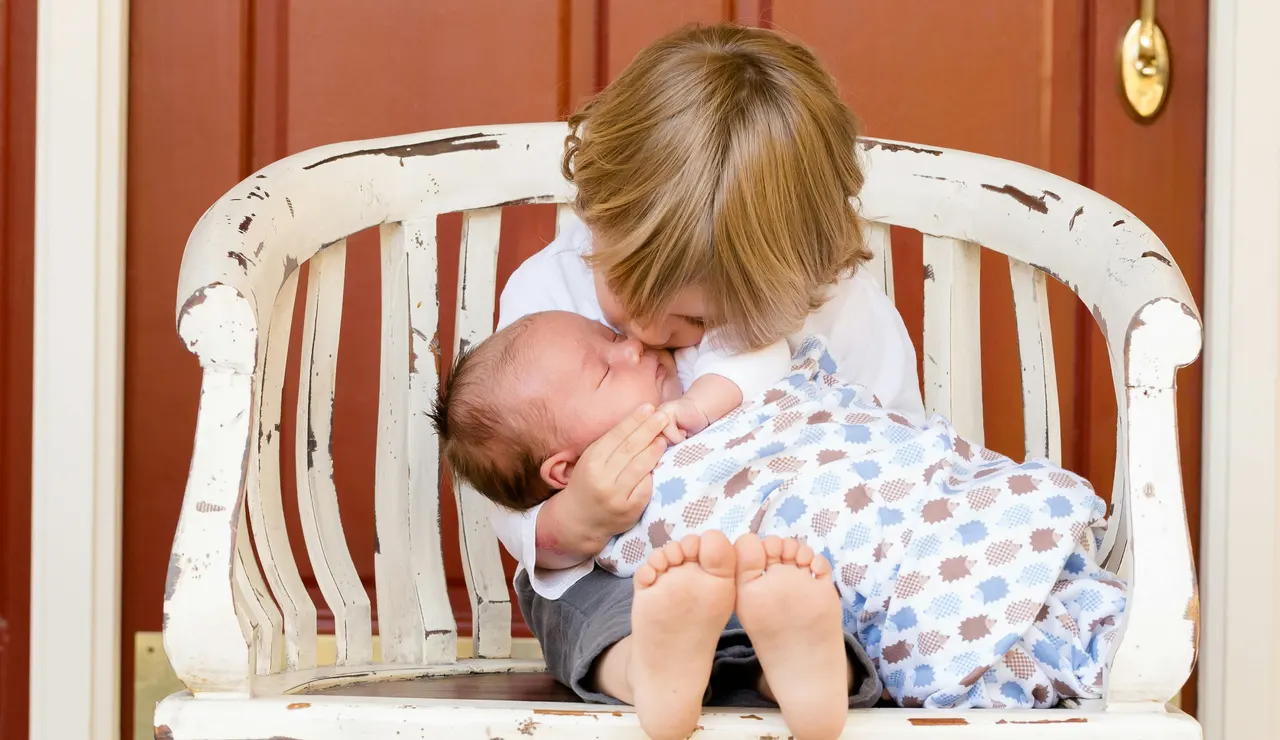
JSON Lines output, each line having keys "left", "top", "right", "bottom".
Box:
{"left": 458, "top": 23, "right": 924, "bottom": 740}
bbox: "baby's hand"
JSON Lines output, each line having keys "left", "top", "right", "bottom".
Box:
{"left": 656, "top": 397, "right": 711, "bottom": 444}
{"left": 555, "top": 404, "right": 671, "bottom": 546}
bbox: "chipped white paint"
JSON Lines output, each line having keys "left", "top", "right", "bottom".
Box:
{"left": 233, "top": 511, "right": 283, "bottom": 674}
{"left": 401, "top": 215, "right": 460, "bottom": 664}
{"left": 166, "top": 285, "right": 257, "bottom": 695}
{"left": 163, "top": 127, "right": 1200, "bottom": 736}
{"left": 922, "top": 236, "right": 984, "bottom": 444}
{"left": 295, "top": 240, "right": 374, "bottom": 666}
{"left": 1105, "top": 299, "right": 1202, "bottom": 705}
{"left": 246, "top": 270, "right": 319, "bottom": 671}
{"left": 861, "top": 219, "right": 895, "bottom": 304}
{"left": 1008, "top": 258, "right": 1061, "bottom": 463}
{"left": 153, "top": 690, "right": 1202, "bottom": 740}
{"left": 376, "top": 218, "right": 457, "bottom": 665}
{"left": 455, "top": 208, "right": 515, "bottom": 659}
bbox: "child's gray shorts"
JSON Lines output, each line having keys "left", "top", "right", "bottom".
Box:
{"left": 514, "top": 566, "right": 884, "bottom": 707}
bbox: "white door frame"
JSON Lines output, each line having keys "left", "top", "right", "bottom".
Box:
{"left": 1199, "top": 0, "right": 1280, "bottom": 738}
{"left": 29, "top": 0, "right": 129, "bottom": 739}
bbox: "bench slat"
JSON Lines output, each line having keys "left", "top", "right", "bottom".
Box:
{"left": 295, "top": 241, "right": 374, "bottom": 666}
{"left": 246, "top": 271, "right": 318, "bottom": 670}
{"left": 863, "top": 220, "right": 895, "bottom": 303}
{"left": 1009, "top": 258, "right": 1062, "bottom": 463}
{"left": 922, "top": 236, "right": 984, "bottom": 444}
{"left": 453, "top": 208, "right": 514, "bottom": 659}
{"left": 376, "top": 218, "right": 458, "bottom": 665}
{"left": 232, "top": 511, "right": 283, "bottom": 675}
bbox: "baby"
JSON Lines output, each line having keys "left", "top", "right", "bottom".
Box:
{"left": 437, "top": 309, "right": 786, "bottom": 511}
{"left": 438, "top": 310, "right": 1127, "bottom": 711}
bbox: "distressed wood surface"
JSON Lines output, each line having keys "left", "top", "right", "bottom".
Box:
{"left": 154, "top": 689, "right": 1201, "bottom": 740}
{"left": 862, "top": 220, "right": 894, "bottom": 304}
{"left": 166, "top": 281, "right": 260, "bottom": 693}
{"left": 1009, "top": 258, "right": 1062, "bottom": 463}
{"left": 400, "top": 216, "right": 461, "bottom": 664}
{"left": 375, "top": 219, "right": 457, "bottom": 665}
{"left": 454, "top": 209, "right": 514, "bottom": 659}
{"left": 1105, "top": 299, "right": 1201, "bottom": 705}
{"left": 244, "top": 271, "right": 318, "bottom": 671}
{"left": 922, "top": 236, "right": 984, "bottom": 444}
{"left": 167, "top": 127, "right": 1202, "bottom": 723}
{"left": 232, "top": 511, "right": 283, "bottom": 675}
{"left": 295, "top": 241, "right": 373, "bottom": 666}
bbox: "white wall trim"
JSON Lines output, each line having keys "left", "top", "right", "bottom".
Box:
{"left": 30, "top": 1, "right": 129, "bottom": 739}
{"left": 1200, "top": 0, "right": 1280, "bottom": 738}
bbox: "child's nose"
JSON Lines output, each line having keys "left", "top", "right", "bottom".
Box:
{"left": 627, "top": 321, "right": 668, "bottom": 347}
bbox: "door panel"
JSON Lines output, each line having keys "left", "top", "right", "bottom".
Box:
{"left": 0, "top": 1, "right": 36, "bottom": 738}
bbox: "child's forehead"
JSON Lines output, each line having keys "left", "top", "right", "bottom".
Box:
{"left": 657, "top": 285, "right": 708, "bottom": 317}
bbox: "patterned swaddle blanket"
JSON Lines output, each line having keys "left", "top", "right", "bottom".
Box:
{"left": 596, "top": 336, "right": 1126, "bottom": 708}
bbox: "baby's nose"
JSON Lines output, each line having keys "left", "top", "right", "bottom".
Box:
{"left": 614, "top": 337, "right": 644, "bottom": 365}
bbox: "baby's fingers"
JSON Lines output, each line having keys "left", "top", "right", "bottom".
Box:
{"left": 661, "top": 421, "right": 686, "bottom": 446}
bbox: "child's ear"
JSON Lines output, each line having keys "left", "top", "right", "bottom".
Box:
{"left": 540, "top": 450, "right": 577, "bottom": 491}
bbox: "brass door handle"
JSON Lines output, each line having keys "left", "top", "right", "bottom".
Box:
{"left": 1119, "top": 0, "right": 1170, "bottom": 121}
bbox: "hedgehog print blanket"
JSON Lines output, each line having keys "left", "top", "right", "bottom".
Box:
{"left": 596, "top": 336, "right": 1126, "bottom": 709}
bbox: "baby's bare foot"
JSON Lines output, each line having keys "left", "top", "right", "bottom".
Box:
{"left": 630, "top": 532, "right": 737, "bottom": 740}
{"left": 735, "top": 534, "right": 848, "bottom": 740}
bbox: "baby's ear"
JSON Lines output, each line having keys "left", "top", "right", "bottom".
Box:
{"left": 540, "top": 450, "right": 577, "bottom": 491}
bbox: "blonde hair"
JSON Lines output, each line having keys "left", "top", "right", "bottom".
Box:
{"left": 563, "top": 23, "right": 869, "bottom": 350}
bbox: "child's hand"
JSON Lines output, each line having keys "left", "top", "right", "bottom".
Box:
{"left": 656, "top": 397, "right": 711, "bottom": 442}
{"left": 546, "top": 404, "right": 671, "bottom": 556}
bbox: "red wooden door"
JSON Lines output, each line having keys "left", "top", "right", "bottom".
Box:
{"left": 120, "top": 3, "right": 1207, "bottom": 738}
{"left": 0, "top": 1, "right": 35, "bottom": 738}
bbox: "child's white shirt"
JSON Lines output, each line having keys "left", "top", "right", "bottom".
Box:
{"left": 490, "top": 218, "right": 925, "bottom": 598}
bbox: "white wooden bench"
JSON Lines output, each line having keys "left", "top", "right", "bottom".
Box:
{"left": 154, "top": 123, "right": 1202, "bottom": 739}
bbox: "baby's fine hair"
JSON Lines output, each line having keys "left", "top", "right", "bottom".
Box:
{"left": 430, "top": 317, "right": 554, "bottom": 511}
{"left": 564, "top": 23, "right": 869, "bottom": 351}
